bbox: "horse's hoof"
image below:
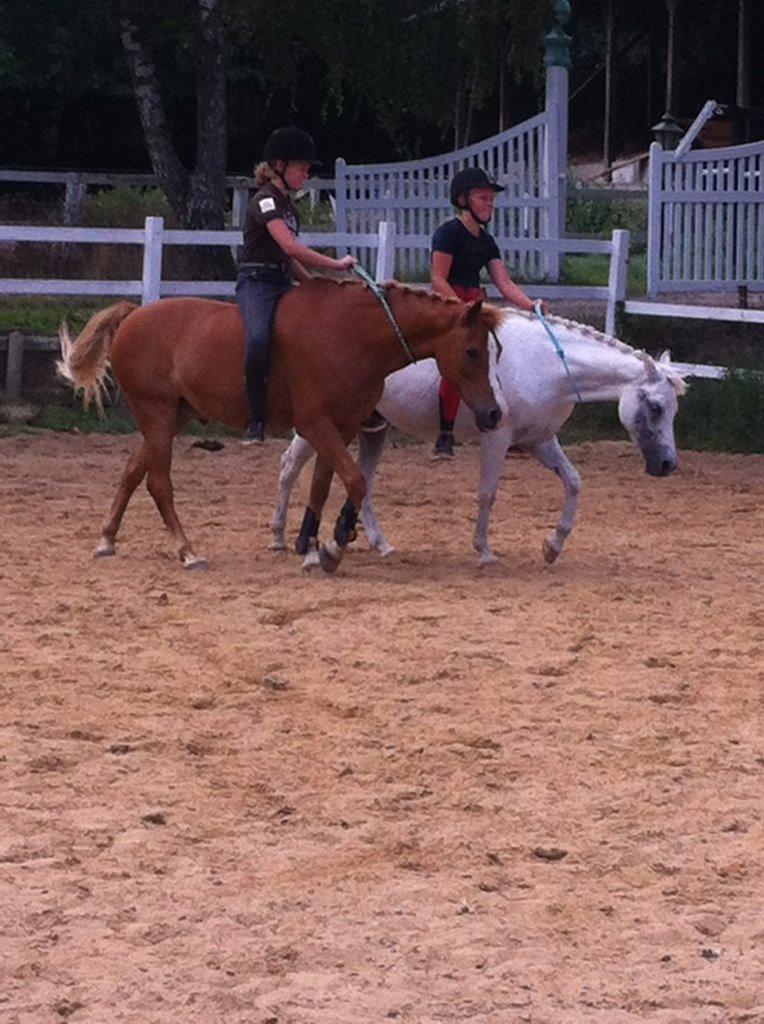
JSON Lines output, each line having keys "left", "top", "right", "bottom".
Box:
{"left": 376, "top": 541, "right": 395, "bottom": 558}
{"left": 346, "top": 528, "right": 357, "bottom": 544}
{"left": 301, "top": 539, "right": 320, "bottom": 572}
{"left": 94, "top": 539, "right": 116, "bottom": 559}
{"left": 319, "top": 540, "right": 343, "bottom": 574}
{"left": 478, "top": 551, "right": 500, "bottom": 568}
{"left": 269, "top": 536, "right": 287, "bottom": 551}
{"left": 183, "top": 554, "right": 209, "bottom": 571}
{"left": 542, "top": 539, "right": 560, "bottom": 564}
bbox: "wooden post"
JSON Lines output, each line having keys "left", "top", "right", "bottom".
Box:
{"left": 63, "top": 173, "right": 86, "bottom": 227}
{"left": 375, "top": 221, "right": 396, "bottom": 283}
{"left": 334, "top": 157, "right": 346, "bottom": 250}
{"left": 6, "top": 331, "right": 24, "bottom": 401}
{"left": 606, "top": 229, "right": 630, "bottom": 336}
{"left": 231, "top": 185, "right": 249, "bottom": 228}
{"left": 141, "top": 216, "right": 164, "bottom": 305}
{"left": 544, "top": 0, "right": 571, "bottom": 283}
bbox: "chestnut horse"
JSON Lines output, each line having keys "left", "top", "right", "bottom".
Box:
{"left": 58, "top": 278, "right": 502, "bottom": 572}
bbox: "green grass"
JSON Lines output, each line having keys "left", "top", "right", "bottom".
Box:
{"left": 562, "top": 252, "right": 647, "bottom": 295}
{"left": 0, "top": 297, "right": 110, "bottom": 335}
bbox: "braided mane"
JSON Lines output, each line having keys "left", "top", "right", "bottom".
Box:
{"left": 500, "top": 307, "right": 687, "bottom": 395}
{"left": 310, "top": 276, "right": 503, "bottom": 329}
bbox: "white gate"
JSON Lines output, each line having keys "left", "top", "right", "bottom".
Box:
{"left": 647, "top": 137, "right": 764, "bottom": 296}
{"left": 335, "top": 110, "right": 562, "bottom": 283}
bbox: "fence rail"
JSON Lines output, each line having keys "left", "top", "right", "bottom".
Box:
{"left": 0, "top": 218, "right": 631, "bottom": 401}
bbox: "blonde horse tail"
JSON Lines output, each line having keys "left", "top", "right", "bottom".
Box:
{"left": 57, "top": 301, "right": 138, "bottom": 412}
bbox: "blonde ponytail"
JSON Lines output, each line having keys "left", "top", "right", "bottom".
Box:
{"left": 254, "top": 161, "right": 280, "bottom": 187}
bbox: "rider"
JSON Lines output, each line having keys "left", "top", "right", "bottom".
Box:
{"left": 237, "top": 126, "right": 356, "bottom": 443}
{"left": 430, "top": 166, "right": 541, "bottom": 459}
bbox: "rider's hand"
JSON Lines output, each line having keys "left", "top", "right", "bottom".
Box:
{"left": 336, "top": 255, "right": 357, "bottom": 271}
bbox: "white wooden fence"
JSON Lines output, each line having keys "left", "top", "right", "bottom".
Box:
{"left": 646, "top": 136, "right": 764, "bottom": 297}
{"left": 0, "top": 217, "right": 631, "bottom": 400}
{"left": 336, "top": 113, "right": 564, "bottom": 283}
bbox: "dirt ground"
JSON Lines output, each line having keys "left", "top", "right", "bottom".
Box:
{"left": 1, "top": 431, "right": 763, "bottom": 1024}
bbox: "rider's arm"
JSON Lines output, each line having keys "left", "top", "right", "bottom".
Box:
{"left": 431, "top": 251, "right": 459, "bottom": 299}
{"left": 487, "top": 259, "right": 541, "bottom": 312}
{"left": 288, "top": 258, "right": 312, "bottom": 282}
{"left": 267, "top": 218, "right": 355, "bottom": 272}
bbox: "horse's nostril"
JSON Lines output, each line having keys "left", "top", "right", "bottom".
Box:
{"left": 661, "top": 459, "right": 674, "bottom": 476}
{"left": 489, "top": 408, "right": 500, "bottom": 426}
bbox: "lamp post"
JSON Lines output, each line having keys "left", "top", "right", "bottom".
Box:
{"left": 652, "top": 112, "right": 683, "bottom": 150}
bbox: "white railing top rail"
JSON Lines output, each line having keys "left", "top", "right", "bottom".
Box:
{"left": 653, "top": 137, "right": 764, "bottom": 164}
{"left": 338, "top": 114, "right": 547, "bottom": 175}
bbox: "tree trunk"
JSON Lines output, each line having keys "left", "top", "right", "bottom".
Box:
{"left": 498, "top": 51, "right": 507, "bottom": 133}
{"left": 665, "top": 0, "right": 678, "bottom": 115}
{"left": 737, "top": 0, "right": 751, "bottom": 108}
{"left": 603, "top": 0, "right": 615, "bottom": 177}
{"left": 187, "top": 0, "right": 227, "bottom": 229}
{"left": 119, "top": 3, "right": 190, "bottom": 224}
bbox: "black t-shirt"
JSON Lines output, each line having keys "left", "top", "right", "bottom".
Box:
{"left": 241, "top": 183, "right": 300, "bottom": 265}
{"left": 431, "top": 218, "right": 501, "bottom": 288}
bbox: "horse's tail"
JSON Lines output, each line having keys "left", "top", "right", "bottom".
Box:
{"left": 57, "top": 300, "right": 138, "bottom": 411}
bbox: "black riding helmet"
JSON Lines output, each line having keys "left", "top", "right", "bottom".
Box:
{"left": 450, "top": 167, "right": 504, "bottom": 224}
{"left": 263, "top": 126, "right": 321, "bottom": 169}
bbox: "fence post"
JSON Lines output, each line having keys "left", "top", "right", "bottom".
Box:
{"left": 606, "top": 229, "right": 630, "bottom": 336}
{"left": 334, "top": 157, "right": 346, "bottom": 247}
{"left": 543, "top": 1, "right": 571, "bottom": 284}
{"left": 231, "top": 184, "right": 249, "bottom": 228}
{"left": 63, "top": 173, "right": 86, "bottom": 227}
{"left": 375, "top": 221, "right": 396, "bottom": 282}
{"left": 142, "top": 216, "right": 164, "bottom": 305}
{"left": 646, "top": 142, "right": 662, "bottom": 297}
{"left": 5, "top": 331, "right": 24, "bottom": 401}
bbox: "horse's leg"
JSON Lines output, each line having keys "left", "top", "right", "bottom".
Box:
{"left": 357, "top": 424, "right": 395, "bottom": 557}
{"left": 473, "top": 424, "right": 513, "bottom": 567}
{"left": 298, "top": 420, "right": 366, "bottom": 575}
{"left": 299, "top": 454, "right": 335, "bottom": 571}
{"left": 269, "top": 433, "right": 315, "bottom": 551}
{"left": 134, "top": 400, "right": 207, "bottom": 569}
{"left": 94, "top": 441, "right": 149, "bottom": 558}
{"left": 530, "top": 437, "right": 581, "bottom": 564}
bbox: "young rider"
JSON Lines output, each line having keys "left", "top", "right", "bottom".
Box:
{"left": 430, "top": 166, "right": 542, "bottom": 458}
{"left": 237, "top": 126, "right": 356, "bottom": 443}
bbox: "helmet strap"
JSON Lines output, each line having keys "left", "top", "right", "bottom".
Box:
{"left": 466, "top": 198, "right": 490, "bottom": 227}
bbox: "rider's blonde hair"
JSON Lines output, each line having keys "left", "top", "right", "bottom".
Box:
{"left": 254, "top": 160, "right": 281, "bottom": 187}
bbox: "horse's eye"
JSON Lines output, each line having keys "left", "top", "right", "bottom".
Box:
{"left": 648, "top": 400, "right": 663, "bottom": 416}
{"left": 466, "top": 347, "right": 479, "bottom": 360}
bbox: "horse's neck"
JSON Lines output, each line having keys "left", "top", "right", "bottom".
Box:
{"left": 382, "top": 290, "right": 458, "bottom": 368}
{"left": 522, "top": 318, "right": 646, "bottom": 402}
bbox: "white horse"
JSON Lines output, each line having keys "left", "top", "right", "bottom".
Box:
{"left": 270, "top": 308, "right": 687, "bottom": 567}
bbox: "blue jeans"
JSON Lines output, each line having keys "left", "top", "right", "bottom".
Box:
{"left": 235, "top": 267, "right": 293, "bottom": 426}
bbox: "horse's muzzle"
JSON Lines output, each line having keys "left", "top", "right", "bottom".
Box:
{"left": 474, "top": 404, "right": 502, "bottom": 433}
{"left": 645, "top": 452, "right": 677, "bottom": 477}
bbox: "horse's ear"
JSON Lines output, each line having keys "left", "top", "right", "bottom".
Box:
{"left": 644, "top": 355, "right": 661, "bottom": 382}
{"left": 464, "top": 299, "right": 483, "bottom": 325}
{"left": 658, "top": 349, "right": 672, "bottom": 364}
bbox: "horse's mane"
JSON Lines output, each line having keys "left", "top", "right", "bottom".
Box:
{"left": 309, "top": 276, "right": 504, "bottom": 330}
{"left": 500, "top": 307, "right": 687, "bottom": 395}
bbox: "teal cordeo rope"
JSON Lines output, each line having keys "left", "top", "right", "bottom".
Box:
{"left": 534, "top": 301, "right": 583, "bottom": 402}
{"left": 351, "top": 263, "right": 417, "bottom": 364}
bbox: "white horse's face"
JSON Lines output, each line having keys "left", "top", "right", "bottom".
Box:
{"left": 617, "top": 356, "right": 684, "bottom": 477}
